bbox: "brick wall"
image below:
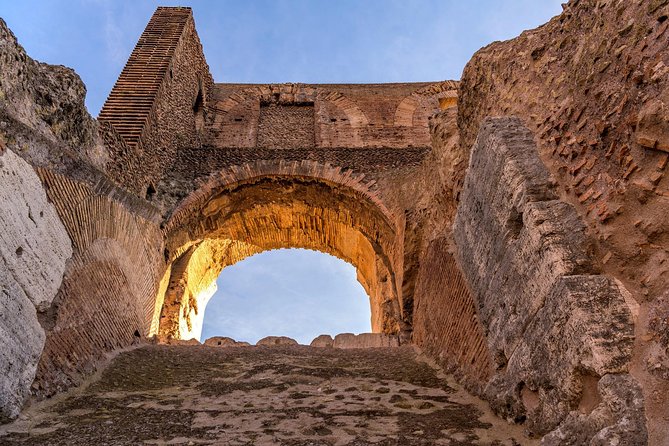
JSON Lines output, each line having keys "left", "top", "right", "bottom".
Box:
{"left": 257, "top": 103, "right": 315, "bottom": 148}
{"left": 32, "top": 169, "right": 165, "bottom": 397}
{"left": 99, "top": 7, "right": 213, "bottom": 196}
{"left": 412, "top": 238, "right": 493, "bottom": 389}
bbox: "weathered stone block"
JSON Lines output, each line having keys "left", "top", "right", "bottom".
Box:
{"left": 484, "top": 275, "right": 637, "bottom": 435}
{"left": 454, "top": 118, "right": 644, "bottom": 442}
{"left": 0, "top": 148, "right": 71, "bottom": 421}
{"left": 310, "top": 335, "right": 334, "bottom": 348}
{"left": 333, "top": 333, "right": 399, "bottom": 349}
{"left": 257, "top": 336, "right": 299, "bottom": 346}
{"left": 204, "top": 336, "right": 251, "bottom": 347}
{"left": 454, "top": 117, "right": 593, "bottom": 360}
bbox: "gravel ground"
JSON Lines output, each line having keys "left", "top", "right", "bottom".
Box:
{"left": 0, "top": 344, "right": 534, "bottom": 445}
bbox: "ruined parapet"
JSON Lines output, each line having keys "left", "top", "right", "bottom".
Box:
{"left": 453, "top": 117, "right": 645, "bottom": 444}
{"left": 99, "top": 7, "right": 213, "bottom": 196}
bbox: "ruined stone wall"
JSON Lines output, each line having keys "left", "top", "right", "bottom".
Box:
{"left": 32, "top": 169, "right": 164, "bottom": 397}
{"left": 457, "top": 1, "right": 669, "bottom": 441}
{"left": 453, "top": 117, "right": 645, "bottom": 444}
{"left": 207, "top": 82, "right": 456, "bottom": 150}
{"left": 99, "top": 7, "right": 213, "bottom": 197}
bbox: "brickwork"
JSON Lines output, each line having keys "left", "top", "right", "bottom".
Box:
{"left": 208, "top": 82, "right": 456, "bottom": 151}
{"left": 99, "top": 7, "right": 213, "bottom": 195}
{"left": 412, "top": 238, "right": 493, "bottom": 389}
{"left": 257, "top": 103, "right": 315, "bottom": 148}
{"left": 32, "top": 169, "right": 164, "bottom": 397}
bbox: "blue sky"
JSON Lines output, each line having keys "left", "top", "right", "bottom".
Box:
{"left": 1, "top": 1, "right": 563, "bottom": 343}
{"left": 202, "top": 249, "right": 371, "bottom": 345}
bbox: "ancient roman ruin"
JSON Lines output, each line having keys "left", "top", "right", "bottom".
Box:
{"left": 1, "top": 1, "right": 668, "bottom": 444}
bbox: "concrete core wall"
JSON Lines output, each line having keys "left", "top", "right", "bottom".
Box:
{"left": 452, "top": 117, "right": 645, "bottom": 443}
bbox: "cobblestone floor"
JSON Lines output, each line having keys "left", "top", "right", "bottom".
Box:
{"left": 0, "top": 345, "right": 534, "bottom": 445}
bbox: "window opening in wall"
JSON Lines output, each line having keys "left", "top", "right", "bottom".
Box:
{"left": 145, "top": 184, "right": 156, "bottom": 201}
{"left": 193, "top": 89, "right": 205, "bottom": 132}
{"left": 201, "top": 248, "right": 371, "bottom": 345}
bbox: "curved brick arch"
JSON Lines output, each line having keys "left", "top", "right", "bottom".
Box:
{"left": 164, "top": 159, "right": 400, "bottom": 237}
{"left": 393, "top": 81, "right": 459, "bottom": 127}
{"left": 158, "top": 161, "right": 407, "bottom": 341}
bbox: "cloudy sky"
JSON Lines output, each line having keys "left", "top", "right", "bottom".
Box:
{"left": 1, "top": 0, "right": 563, "bottom": 344}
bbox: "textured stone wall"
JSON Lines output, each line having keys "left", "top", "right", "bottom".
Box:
{"left": 458, "top": 1, "right": 669, "bottom": 441}
{"left": 453, "top": 117, "right": 645, "bottom": 443}
{"left": 0, "top": 148, "right": 72, "bottom": 421}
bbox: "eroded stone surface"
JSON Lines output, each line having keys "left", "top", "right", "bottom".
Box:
{"left": 455, "top": 118, "right": 593, "bottom": 361}
{"left": 0, "top": 149, "right": 72, "bottom": 309}
{"left": 541, "top": 374, "right": 647, "bottom": 446}
{"left": 454, "top": 118, "right": 644, "bottom": 442}
{"left": 257, "top": 336, "right": 299, "bottom": 347}
{"left": 333, "top": 333, "right": 400, "bottom": 349}
{"left": 0, "top": 18, "right": 104, "bottom": 169}
{"left": 0, "top": 345, "right": 531, "bottom": 445}
{"left": 0, "top": 148, "right": 72, "bottom": 422}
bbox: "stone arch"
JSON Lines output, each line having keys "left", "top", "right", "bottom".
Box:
{"left": 156, "top": 161, "right": 406, "bottom": 341}
{"left": 393, "top": 81, "right": 459, "bottom": 127}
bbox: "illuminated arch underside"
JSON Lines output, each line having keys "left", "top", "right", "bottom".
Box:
{"left": 155, "top": 176, "right": 403, "bottom": 341}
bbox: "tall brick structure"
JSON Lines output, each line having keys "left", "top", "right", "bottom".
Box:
{"left": 1, "top": 2, "right": 667, "bottom": 444}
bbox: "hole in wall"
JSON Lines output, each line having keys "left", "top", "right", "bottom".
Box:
{"left": 578, "top": 373, "right": 602, "bottom": 415}
{"left": 145, "top": 184, "right": 156, "bottom": 201}
{"left": 201, "top": 248, "right": 372, "bottom": 345}
{"left": 520, "top": 381, "right": 540, "bottom": 416}
{"left": 15, "top": 246, "right": 23, "bottom": 256}
{"left": 193, "top": 89, "right": 205, "bottom": 132}
{"left": 507, "top": 207, "right": 524, "bottom": 240}
{"left": 493, "top": 349, "right": 508, "bottom": 371}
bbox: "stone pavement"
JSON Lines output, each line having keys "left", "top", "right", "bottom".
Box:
{"left": 0, "top": 345, "right": 532, "bottom": 445}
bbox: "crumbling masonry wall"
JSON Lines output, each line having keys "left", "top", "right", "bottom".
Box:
{"left": 0, "top": 2, "right": 666, "bottom": 443}
{"left": 453, "top": 117, "right": 644, "bottom": 443}
{"left": 457, "top": 1, "right": 669, "bottom": 442}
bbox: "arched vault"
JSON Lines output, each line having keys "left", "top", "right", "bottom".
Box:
{"left": 155, "top": 162, "right": 408, "bottom": 341}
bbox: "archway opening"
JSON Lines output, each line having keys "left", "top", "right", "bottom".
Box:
{"left": 201, "top": 248, "right": 371, "bottom": 345}
{"left": 154, "top": 170, "right": 408, "bottom": 342}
